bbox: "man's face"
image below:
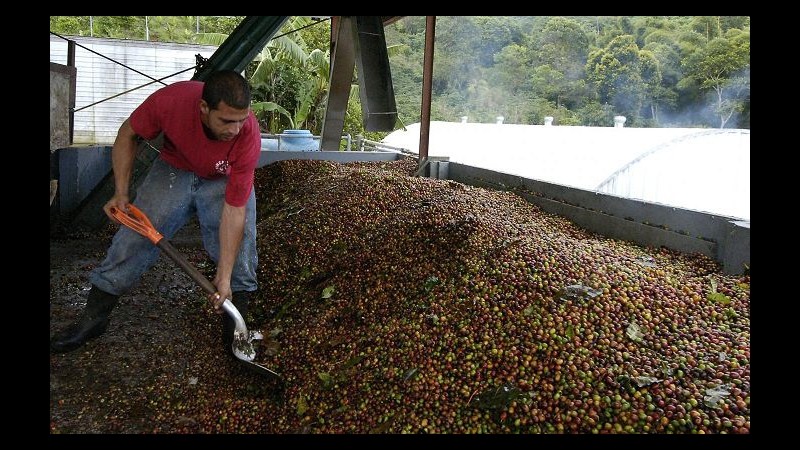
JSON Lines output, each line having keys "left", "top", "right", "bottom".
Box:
{"left": 200, "top": 100, "right": 250, "bottom": 141}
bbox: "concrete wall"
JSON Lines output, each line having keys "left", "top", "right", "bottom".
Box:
{"left": 50, "top": 62, "right": 76, "bottom": 151}
{"left": 51, "top": 63, "right": 77, "bottom": 206}
{"left": 56, "top": 146, "right": 112, "bottom": 214}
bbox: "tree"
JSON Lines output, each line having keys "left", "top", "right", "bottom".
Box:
{"left": 691, "top": 16, "right": 723, "bottom": 43}
{"left": 147, "top": 16, "right": 197, "bottom": 43}
{"left": 720, "top": 16, "right": 750, "bottom": 32}
{"left": 681, "top": 30, "right": 750, "bottom": 128}
{"left": 432, "top": 16, "right": 483, "bottom": 93}
{"left": 630, "top": 16, "right": 675, "bottom": 47}
{"left": 642, "top": 41, "right": 681, "bottom": 124}
{"left": 474, "top": 16, "right": 524, "bottom": 67}
{"left": 198, "top": 16, "right": 244, "bottom": 36}
{"left": 531, "top": 17, "right": 591, "bottom": 110}
{"left": 493, "top": 44, "right": 533, "bottom": 94}
{"left": 531, "top": 65, "right": 565, "bottom": 108}
{"left": 639, "top": 49, "right": 664, "bottom": 124}
{"left": 50, "top": 16, "right": 244, "bottom": 42}
{"left": 593, "top": 16, "right": 627, "bottom": 48}
{"left": 577, "top": 101, "right": 615, "bottom": 127}
{"left": 50, "top": 16, "right": 90, "bottom": 36}
{"left": 586, "top": 35, "right": 647, "bottom": 124}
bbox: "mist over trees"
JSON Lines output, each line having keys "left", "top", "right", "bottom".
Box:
{"left": 387, "top": 16, "right": 749, "bottom": 131}
{"left": 50, "top": 16, "right": 750, "bottom": 138}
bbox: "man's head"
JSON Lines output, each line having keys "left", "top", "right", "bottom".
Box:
{"left": 200, "top": 70, "right": 252, "bottom": 141}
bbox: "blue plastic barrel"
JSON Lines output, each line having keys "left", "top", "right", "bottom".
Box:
{"left": 277, "top": 129, "right": 319, "bottom": 151}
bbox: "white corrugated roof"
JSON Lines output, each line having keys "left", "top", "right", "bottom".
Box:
{"left": 382, "top": 121, "right": 750, "bottom": 221}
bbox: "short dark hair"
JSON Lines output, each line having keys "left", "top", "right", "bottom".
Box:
{"left": 202, "top": 70, "right": 251, "bottom": 110}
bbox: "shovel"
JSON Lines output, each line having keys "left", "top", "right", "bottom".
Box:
{"left": 110, "top": 204, "right": 281, "bottom": 381}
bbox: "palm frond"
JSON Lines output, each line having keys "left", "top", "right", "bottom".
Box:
{"left": 307, "top": 48, "right": 330, "bottom": 79}
{"left": 270, "top": 34, "right": 308, "bottom": 64}
{"left": 386, "top": 43, "right": 409, "bottom": 58}
{"left": 251, "top": 101, "right": 294, "bottom": 128}
{"left": 250, "top": 57, "right": 277, "bottom": 87}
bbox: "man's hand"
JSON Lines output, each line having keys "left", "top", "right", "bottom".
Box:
{"left": 210, "top": 275, "right": 233, "bottom": 314}
{"left": 103, "top": 195, "right": 131, "bottom": 223}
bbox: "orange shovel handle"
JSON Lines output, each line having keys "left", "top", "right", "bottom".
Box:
{"left": 109, "top": 204, "right": 164, "bottom": 245}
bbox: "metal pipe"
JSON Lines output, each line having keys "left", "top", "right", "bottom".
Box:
{"left": 418, "top": 16, "right": 435, "bottom": 167}
{"left": 67, "top": 40, "right": 75, "bottom": 67}
{"left": 67, "top": 40, "right": 76, "bottom": 144}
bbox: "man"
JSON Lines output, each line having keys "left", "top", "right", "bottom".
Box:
{"left": 50, "top": 70, "right": 261, "bottom": 358}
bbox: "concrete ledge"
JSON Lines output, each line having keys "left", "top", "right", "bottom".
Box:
{"left": 721, "top": 220, "right": 750, "bottom": 275}
{"left": 258, "top": 150, "right": 403, "bottom": 167}
{"left": 519, "top": 193, "right": 716, "bottom": 256}
{"left": 446, "top": 162, "right": 749, "bottom": 275}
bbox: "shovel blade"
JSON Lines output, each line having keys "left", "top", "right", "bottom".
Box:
{"left": 229, "top": 323, "right": 282, "bottom": 380}
{"left": 231, "top": 332, "right": 257, "bottom": 361}
{"left": 239, "top": 360, "right": 283, "bottom": 380}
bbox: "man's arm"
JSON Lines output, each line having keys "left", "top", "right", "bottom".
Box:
{"left": 211, "top": 201, "right": 246, "bottom": 311}
{"left": 103, "top": 119, "right": 139, "bottom": 221}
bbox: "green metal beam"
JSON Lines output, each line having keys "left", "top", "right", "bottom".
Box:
{"left": 193, "top": 16, "right": 289, "bottom": 80}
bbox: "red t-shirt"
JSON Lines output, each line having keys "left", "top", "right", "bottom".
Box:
{"left": 129, "top": 80, "right": 260, "bottom": 207}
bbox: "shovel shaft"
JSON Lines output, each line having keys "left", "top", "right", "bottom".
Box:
{"left": 157, "top": 239, "right": 246, "bottom": 337}
{"left": 155, "top": 239, "right": 217, "bottom": 295}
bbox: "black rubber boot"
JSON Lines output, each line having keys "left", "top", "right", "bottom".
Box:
{"left": 222, "top": 291, "right": 252, "bottom": 357}
{"left": 51, "top": 285, "right": 120, "bottom": 353}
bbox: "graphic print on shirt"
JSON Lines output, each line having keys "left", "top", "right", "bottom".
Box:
{"left": 215, "top": 160, "right": 231, "bottom": 176}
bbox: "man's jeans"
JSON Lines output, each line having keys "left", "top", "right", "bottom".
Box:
{"left": 90, "top": 158, "right": 258, "bottom": 296}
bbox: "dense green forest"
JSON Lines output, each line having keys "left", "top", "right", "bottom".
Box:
{"left": 50, "top": 16, "right": 750, "bottom": 138}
